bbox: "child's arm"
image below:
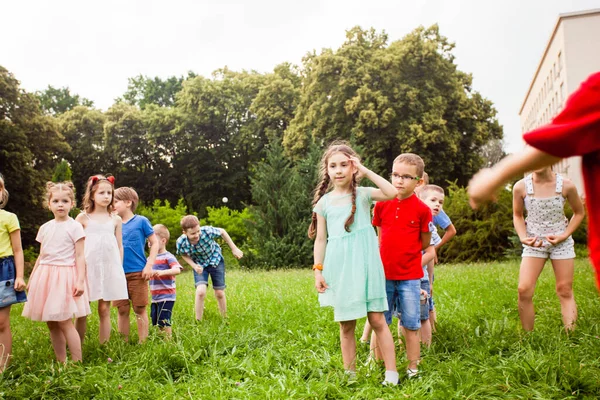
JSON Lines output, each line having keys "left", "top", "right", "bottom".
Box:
{"left": 9, "top": 230, "right": 25, "bottom": 291}
{"left": 421, "top": 245, "right": 435, "bottom": 267}
{"left": 218, "top": 228, "right": 243, "bottom": 259}
{"left": 154, "top": 267, "right": 181, "bottom": 277}
{"left": 435, "top": 224, "right": 456, "bottom": 252}
{"left": 512, "top": 180, "right": 540, "bottom": 247}
{"left": 74, "top": 238, "right": 86, "bottom": 297}
{"left": 547, "top": 179, "right": 585, "bottom": 245}
{"left": 114, "top": 215, "right": 124, "bottom": 263}
{"left": 143, "top": 233, "right": 159, "bottom": 280}
{"left": 469, "top": 146, "right": 561, "bottom": 208}
{"left": 180, "top": 255, "right": 203, "bottom": 274}
{"left": 350, "top": 157, "right": 397, "bottom": 201}
{"left": 420, "top": 231, "right": 432, "bottom": 251}
{"left": 313, "top": 213, "right": 328, "bottom": 293}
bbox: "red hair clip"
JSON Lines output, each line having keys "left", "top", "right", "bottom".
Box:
{"left": 107, "top": 176, "right": 115, "bottom": 185}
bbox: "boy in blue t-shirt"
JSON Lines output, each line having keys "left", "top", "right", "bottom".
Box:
{"left": 176, "top": 215, "right": 243, "bottom": 321}
{"left": 113, "top": 187, "right": 158, "bottom": 343}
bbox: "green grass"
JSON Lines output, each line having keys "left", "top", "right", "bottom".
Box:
{"left": 2, "top": 259, "right": 600, "bottom": 399}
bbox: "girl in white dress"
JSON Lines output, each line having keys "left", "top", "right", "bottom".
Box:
{"left": 75, "top": 175, "right": 128, "bottom": 344}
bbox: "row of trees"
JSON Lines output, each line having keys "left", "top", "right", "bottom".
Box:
{"left": 1, "top": 25, "right": 505, "bottom": 265}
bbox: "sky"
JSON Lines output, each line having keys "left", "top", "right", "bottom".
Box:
{"left": 2, "top": 0, "right": 599, "bottom": 153}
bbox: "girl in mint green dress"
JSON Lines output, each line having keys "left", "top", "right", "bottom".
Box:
{"left": 309, "top": 142, "right": 400, "bottom": 385}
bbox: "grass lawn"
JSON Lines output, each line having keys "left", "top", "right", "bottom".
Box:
{"left": 2, "top": 258, "right": 600, "bottom": 399}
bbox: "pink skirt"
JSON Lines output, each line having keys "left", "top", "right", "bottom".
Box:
{"left": 22, "top": 264, "right": 91, "bottom": 321}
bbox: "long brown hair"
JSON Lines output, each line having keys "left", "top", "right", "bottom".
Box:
{"left": 0, "top": 173, "right": 8, "bottom": 209}
{"left": 82, "top": 175, "right": 115, "bottom": 213}
{"left": 308, "top": 141, "right": 360, "bottom": 239}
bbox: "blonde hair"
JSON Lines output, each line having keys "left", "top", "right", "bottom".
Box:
{"left": 308, "top": 141, "right": 360, "bottom": 240}
{"left": 393, "top": 153, "right": 425, "bottom": 178}
{"left": 0, "top": 173, "right": 8, "bottom": 209}
{"left": 114, "top": 187, "right": 139, "bottom": 213}
{"left": 180, "top": 215, "right": 200, "bottom": 231}
{"left": 421, "top": 171, "right": 429, "bottom": 185}
{"left": 45, "top": 181, "right": 76, "bottom": 207}
{"left": 153, "top": 224, "right": 170, "bottom": 241}
{"left": 419, "top": 184, "right": 445, "bottom": 201}
{"left": 82, "top": 175, "right": 115, "bottom": 213}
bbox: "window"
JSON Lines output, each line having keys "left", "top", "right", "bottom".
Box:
{"left": 553, "top": 63, "right": 557, "bottom": 80}
{"left": 558, "top": 52, "right": 563, "bottom": 71}
{"left": 560, "top": 83, "right": 565, "bottom": 102}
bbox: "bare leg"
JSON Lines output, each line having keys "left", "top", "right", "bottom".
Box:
{"left": 401, "top": 327, "right": 420, "bottom": 370}
{"left": 159, "top": 326, "right": 172, "bottom": 340}
{"left": 98, "top": 300, "right": 112, "bottom": 344}
{"left": 133, "top": 305, "right": 148, "bottom": 343}
{"left": 214, "top": 289, "right": 227, "bottom": 318}
{"left": 339, "top": 320, "right": 357, "bottom": 371}
{"left": 117, "top": 304, "right": 131, "bottom": 341}
{"left": 58, "top": 319, "right": 83, "bottom": 362}
{"left": 551, "top": 258, "right": 577, "bottom": 330}
{"left": 47, "top": 321, "right": 67, "bottom": 362}
{"left": 367, "top": 312, "right": 397, "bottom": 372}
{"left": 429, "top": 309, "right": 437, "bottom": 332}
{"left": 360, "top": 320, "right": 372, "bottom": 342}
{"left": 517, "top": 257, "right": 546, "bottom": 331}
{"left": 0, "top": 306, "right": 12, "bottom": 372}
{"left": 420, "top": 319, "right": 432, "bottom": 347}
{"left": 195, "top": 285, "right": 207, "bottom": 321}
{"left": 75, "top": 316, "right": 87, "bottom": 345}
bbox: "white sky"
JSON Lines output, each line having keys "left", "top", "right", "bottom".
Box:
{"left": 2, "top": 0, "right": 599, "bottom": 153}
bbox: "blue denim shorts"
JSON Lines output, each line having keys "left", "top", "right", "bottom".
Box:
{"left": 151, "top": 301, "right": 174, "bottom": 327}
{"left": 0, "top": 256, "right": 27, "bottom": 308}
{"left": 420, "top": 279, "right": 431, "bottom": 321}
{"left": 193, "top": 258, "right": 226, "bottom": 290}
{"left": 385, "top": 279, "right": 421, "bottom": 330}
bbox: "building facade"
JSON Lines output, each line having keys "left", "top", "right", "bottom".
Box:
{"left": 519, "top": 8, "right": 600, "bottom": 194}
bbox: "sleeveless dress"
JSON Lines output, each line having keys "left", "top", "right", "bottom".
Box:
{"left": 522, "top": 173, "right": 575, "bottom": 259}
{"left": 83, "top": 214, "right": 128, "bottom": 301}
{"left": 314, "top": 187, "right": 388, "bottom": 321}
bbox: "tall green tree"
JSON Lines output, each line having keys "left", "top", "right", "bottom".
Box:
{"left": 52, "top": 160, "right": 73, "bottom": 182}
{"left": 284, "top": 25, "right": 503, "bottom": 186}
{"left": 58, "top": 106, "right": 107, "bottom": 200}
{"left": 36, "top": 85, "right": 93, "bottom": 116}
{"left": 0, "top": 66, "right": 69, "bottom": 245}
{"left": 122, "top": 73, "right": 196, "bottom": 109}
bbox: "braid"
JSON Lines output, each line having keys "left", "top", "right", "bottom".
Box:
{"left": 344, "top": 174, "right": 358, "bottom": 233}
{"left": 308, "top": 174, "right": 331, "bottom": 239}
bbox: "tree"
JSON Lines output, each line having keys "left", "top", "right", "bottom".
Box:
{"left": 284, "top": 25, "right": 503, "bottom": 186}
{"left": 36, "top": 85, "right": 93, "bottom": 116}
{"left": 243, "top": 140, "right": 319, "bottom": 269}
{"left": 52, "top": 160, "right": 72, "bottom": 182}
{"left": 121, "top": 73, "right": 196, "bottom": 109}
{"left": 0, "top": 66, "right": 69, "bottom": 246}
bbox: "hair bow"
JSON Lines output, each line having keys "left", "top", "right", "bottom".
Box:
{"left": 90, "top": 176, "right": 115, "bottom": 185}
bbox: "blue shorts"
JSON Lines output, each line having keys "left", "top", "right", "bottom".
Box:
{"left": 193, "top": 258, "right": 226, "bottom": 290}
{"left": 420, "top": 279, "right": 431, "bottom": 321}
{"left": 0, "top": 256, "right": 27, "bottom": 308}
{"left": 151, "top": 301, "right": 175, "bottom": 327}
{"left": 385, "top": 279, "right": 421, "bottom": 330}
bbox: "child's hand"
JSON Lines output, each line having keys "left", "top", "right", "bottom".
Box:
{"left": 521, "top": 236, "right": 542, "bottom": 247}
{"left": 314, "top": 273, "right": 329, "bottom": 293}
{"left": 420, "top": 289, "right": 428, "bottom": 298}
{"left": 232, "top": 247, "right": 243, "bottom": 259}
{"left": 142, "top": 265, "right": 153, "bottom": 280}
{"left": 194, "top": 266, "right": 203, "bottom": 275}
{"left": 14, "top": 277, "right": 26, "bottom": 291}
{"left": 74, "top": 279, "right": 85, "bottom": 297}
{"left": 152, "top": 270, "right": 162, "bottom": 278}
{"left": 349, "top": 156, "right": 368, "bottom": 179}
{"left": 468, "top": 169, "right": 498, "bottom": 208}
{"left": 546, "top": 234, "right": 566, "bottom": 246}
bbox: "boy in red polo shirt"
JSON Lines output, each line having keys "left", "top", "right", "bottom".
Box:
{"left": 371, "top": 153, "right": 432, "bottom": 377}
{"left": 469, "top": 72, "right": 600, "bottom": 289}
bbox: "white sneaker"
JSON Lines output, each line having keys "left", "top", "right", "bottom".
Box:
{"left": 382, "top": 370, "right": 399, "bottom": 386}
{"left": 407, "top": 368, "right": 419, "bottom": 378}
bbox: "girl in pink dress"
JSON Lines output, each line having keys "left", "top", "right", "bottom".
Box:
{"left": 22, "top": 182, "right": 90, "bottom": 362}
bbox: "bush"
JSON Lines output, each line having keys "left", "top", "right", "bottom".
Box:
{"left": 200, "top": 206, "right": 251, "bottom": 246}
{"left": 438, "top": 182, "right": 515, "bottom": 263}
{"left": 137, "top": 198, "right": 191, "bottom": 253}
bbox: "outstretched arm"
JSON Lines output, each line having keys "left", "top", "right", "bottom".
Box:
{"left": 349, "top": 156, "right": 397, "bottom": 201}
{"left": 219, "top": 228, "right": 243, "bottom": 259}
{"left": 469, "top": 146, "right": 561, "bottom": 208}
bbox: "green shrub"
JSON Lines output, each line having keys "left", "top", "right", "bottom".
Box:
{"left": 438, "top": 182, "right": 514, "bottom": 263}
{"left": 200, "top": 206, "right": 251, "bottom": 246}
{"left": 137, "top": 198, "right": 191, "bottom": 253}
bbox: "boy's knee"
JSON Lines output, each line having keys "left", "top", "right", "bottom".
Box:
{"left": 555, "top": 282, "right": 573, "bottom": 298}
{"left": 133, "top": 306, "right": 147, "bottom": 316}
{"left": 196, "top": 286, "right": 207, "bottom": 298}
{"left": 214, "top": 289, "right": 225, "bottom": 299}
{"left": 517, "top": 285, "right": 534, "bottom": 299}
{"left": 117, "top": 305, "right": 131, "bottom": 316}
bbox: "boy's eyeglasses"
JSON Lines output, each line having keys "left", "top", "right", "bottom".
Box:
{"left": 391, "top": 174, "right": 420, "bottom": 181}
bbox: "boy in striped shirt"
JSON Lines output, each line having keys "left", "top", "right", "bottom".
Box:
{"left": 150, "top": 224, "right": 182, "bottom": 338}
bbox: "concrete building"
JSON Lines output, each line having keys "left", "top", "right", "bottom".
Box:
{"left": 519, "top": 8, "right": 600, "bottom": 194}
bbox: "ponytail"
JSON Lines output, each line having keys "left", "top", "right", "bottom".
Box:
{"left": 344, "top": 174, "right": 357, "bottom": 233}
{"left": 308, "top": 174, "right": 331, "bottom": 239}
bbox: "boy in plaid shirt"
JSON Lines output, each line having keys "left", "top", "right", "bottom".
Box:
{"left": 176, "top": 215, "right": 243, "bottom": 321}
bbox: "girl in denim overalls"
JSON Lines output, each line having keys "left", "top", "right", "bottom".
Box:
{"left": 512, "top": 166, "right": 585, "bottom": 331}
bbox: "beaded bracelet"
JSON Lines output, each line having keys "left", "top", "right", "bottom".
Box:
{"left": 312, "top": 263, "right": 323, "bottom": 271}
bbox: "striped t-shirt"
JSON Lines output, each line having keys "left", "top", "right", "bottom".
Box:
{"left": 150, "top": 251, "right": 182, "bottom": 303}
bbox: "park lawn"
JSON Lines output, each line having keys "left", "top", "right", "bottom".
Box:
{"left": 2, "top": 259, "right": 600, "bottom": 399}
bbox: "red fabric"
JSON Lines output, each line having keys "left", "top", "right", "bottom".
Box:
{"left": 373, "top": 194, "right": 432, "bottom": 280}
{"left": 523, "top": 71, "right": 600, "bottom": 289}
